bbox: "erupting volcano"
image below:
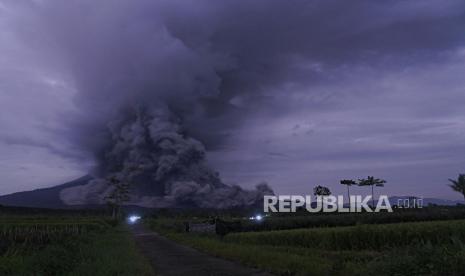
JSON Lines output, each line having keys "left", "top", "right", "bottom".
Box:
{"left": 60, "top": 106, "right": 273, "bottom": 208}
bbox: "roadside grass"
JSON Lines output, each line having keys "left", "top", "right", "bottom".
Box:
{"left": 67, "top": 226, "right": 155, "bottom": 276}
{"left": 147, "top": 218, "right": 465, "bottom": 276}
{"left": 0, "top": 221, "right": 155, "bottom": 276}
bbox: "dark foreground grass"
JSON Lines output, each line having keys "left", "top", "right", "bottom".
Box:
{"left": 0, "top": 225, "right": 155, "bottom": 276}
{"left": 148, "top": 219, "right": 465, "bottom": 276}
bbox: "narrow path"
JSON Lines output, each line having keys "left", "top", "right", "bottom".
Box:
{"left": 129, "top": 223, "right": 272, "bottom": 276}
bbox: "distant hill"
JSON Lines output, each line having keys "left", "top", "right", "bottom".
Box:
{"left": 387, "top": 196, "right": 464, "bottom": 207}
{"left": 0, "top": 175, "right": 92, "bottom": 209}
{"left": 1, "top": 177, "right": 464, "bottom": 210}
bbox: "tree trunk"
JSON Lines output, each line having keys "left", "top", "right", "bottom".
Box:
{"left": 371, "top": 185, "right": 375, "bottom": 208}
{"left": 111, "top": 205, "right": 116, "bottom": 220}
{"left": 347, "top": 186, "right": 350, "bottom": 207}
{"left": 116, "top": 205, "right": 120, "bottom": 219}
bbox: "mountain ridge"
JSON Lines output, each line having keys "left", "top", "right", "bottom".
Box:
{"left": 1, "top": 176, "right": 463, "bottom": 209}
{"left": 0, "top": 175, "right": 92, "bottom": 209}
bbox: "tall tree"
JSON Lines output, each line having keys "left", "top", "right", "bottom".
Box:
{"left": 448, "top": 174, "right": 465, "bottom": 201}
{"left": 105, "top": 176, "right": 131, "bottom": 219}
{"left": 340, "top": 179, "right": 356, "bottom": 205}
{"left": 358, "top": 176, "right": 386, "bottom": 208}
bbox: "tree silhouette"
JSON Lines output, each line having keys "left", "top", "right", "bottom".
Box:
{"left": 340, "top": 179, "right": 356, "bottom": 205}
{"left": 358, "top": 176, "right": 386, "bottom": 208}
{"left": 313, "top": 185, "right": 331, "bottom": 197}
{"left": 105, "top": 176, "right": 131, "bottom": 219}
{"left": 448, "top": 174, "right": 465, "bottom": 201}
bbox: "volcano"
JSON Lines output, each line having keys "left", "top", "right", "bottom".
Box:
{"left": 0, "top": 176, "right": 92, "bottom": 209}
{"left": 0, "top": 108, "right": 274, "bottom": 210}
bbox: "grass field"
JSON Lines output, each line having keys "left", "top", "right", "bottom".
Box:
{"left": 147, "top": 217, "right": 465, "bottom": 275}
{"left": 0, "top": 215, "right": 154, "bottom": 276}
{"left": 4, "top": 206, "right": 465, "bottom": 275}
{"left": 240, "top": 206, "right": 465, "bottom": 231}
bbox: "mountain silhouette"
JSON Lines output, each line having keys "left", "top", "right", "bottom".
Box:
{"left": 0, "top": 175, "right": 92, "bottom": 208}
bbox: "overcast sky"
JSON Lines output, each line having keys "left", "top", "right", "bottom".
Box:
{"left": 1, "top": 0, "right": 464, "bottom": 200}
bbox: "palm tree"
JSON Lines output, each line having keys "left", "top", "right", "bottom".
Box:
{"left": 448, "top": 174, "right": 465, "bottom": 201}
{"left": 340, "top": 179, "right": 356, "bottom": 206}
{"left": 358, "top": 176, "right": 386, "bottom": 208}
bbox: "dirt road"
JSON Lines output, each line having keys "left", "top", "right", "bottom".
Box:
{"left": 129, "top": 223, "right": 272, "bottom": 276}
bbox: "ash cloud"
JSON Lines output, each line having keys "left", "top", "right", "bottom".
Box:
{"left": 32, "top": 0, "right": 465, "bottom": 152}
{"left": 2, "top": 0, "right": 465, "bottom": 200}
{"left": 24, "top": 0, "right": 284, "bottom": 208}
{"left": 60, "top": 105, "right": 273, "bottom": 208}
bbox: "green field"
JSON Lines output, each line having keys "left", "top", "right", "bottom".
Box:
{"left": 239, "top": 207, "right": 465, "bottom": 231}
{"left": 148, "top": 216, "right": 465, "bottom": 275}
{"left": 0, "top": 214, "right": 154, "bottom": 276}
{"left": 4, "top": 206, "right": 465, "bottom": 275}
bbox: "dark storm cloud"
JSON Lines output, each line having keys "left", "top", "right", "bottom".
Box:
{"left": 1, "top": 0, "right": 465, "bottom": 199}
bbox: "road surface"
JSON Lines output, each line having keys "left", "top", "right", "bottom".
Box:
{"left": 129, "top": 223, "right": 273, "bottom": 276}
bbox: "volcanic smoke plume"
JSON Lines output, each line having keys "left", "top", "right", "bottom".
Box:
{"left": 60, "top": 106, "right": 273, "bottom": 208}
{"left": 19, "top": 0, "right": 286, "bottom": 208}
{"left": 1, "top": 0, "right": 464, "bottom": 203}
{"left": 21, "top": 0, "right": 443, "bottom": 208}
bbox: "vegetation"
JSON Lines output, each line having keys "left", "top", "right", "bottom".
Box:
{"left": 225, "top": 220, "right": 465, "bottom": 250}
{"left": 358, "top": 176, "right": 386, "bottom": 207}
{"left": 340, "top": 179, "right": 356, "bottom": 205}
{"left": 149, "top": 206, "right": 465, "bottom": 233}
{"left": 147, "top": 218, "right": 465, "bottom": 275}
{"left": 105, "top": 176, "right": 131, "bottom": 219}
{"left": 313, "top": 185, "right": 331, "bottom": 197}
{"left": 0, "top": 215, "right": 154, "bottom": 276}
{"left": 249, "top": 208, "right": 465, "bottom": 231}
{"left": 448, "top": 174, "right": 465, "bottom": 200}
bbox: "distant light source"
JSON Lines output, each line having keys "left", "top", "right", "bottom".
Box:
{"left": 128, "top": 215, "right": 141, "bottom": 224}
{"left": 255, "top": 215, "right": 263, "bottom": 221}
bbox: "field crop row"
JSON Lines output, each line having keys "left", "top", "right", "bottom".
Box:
{"left": 226, "top": 219, "right": 465, "bottom": 250}
{"left": 1, "top": 222, "right": 105, "bottom": 243}
{"left": 241, "top": 207, "right": 465, "bottom": 232}
{"left": 150, "top": 218, "right": 465, "bottom": 275}
{"left": 0, "top": 216, "right": 154, "bottom": 275}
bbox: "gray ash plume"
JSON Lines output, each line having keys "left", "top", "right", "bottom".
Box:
{"left": 60, "top": 106, "right": 273, "bottom": 208}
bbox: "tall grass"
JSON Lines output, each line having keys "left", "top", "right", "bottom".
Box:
{"left": 149, "top": 218, "right": 465, "bottom": 275}
{"left": 242, "top": 207, "right": 465, "bottom": 231}
{"left": 226, "top": 219, "right": 465, "bottom": 250}
{"left": 0, "top": 217, "right": 154, "bottom": 276}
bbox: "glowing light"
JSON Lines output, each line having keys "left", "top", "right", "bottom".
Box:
{"left": 128, "top": 215, "right": 141, "bottom": 224}
{"left": 248, "top": 215, "right": 264, "bottom": 221}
